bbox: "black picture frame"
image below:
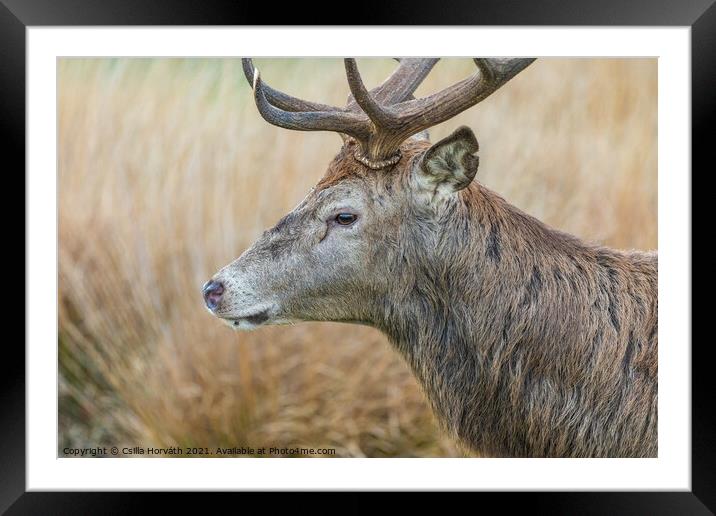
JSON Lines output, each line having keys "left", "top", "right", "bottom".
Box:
{"left": 5, "top": 0, "right": 711, "bottom": 513}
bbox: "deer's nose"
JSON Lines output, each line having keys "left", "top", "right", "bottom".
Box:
{"left": 202, "top": 280, "right": 224, "bottom": 311}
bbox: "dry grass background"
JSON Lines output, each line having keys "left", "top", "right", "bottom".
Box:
{"left": 58, "top": 58, "right": 657, "bottom": 457}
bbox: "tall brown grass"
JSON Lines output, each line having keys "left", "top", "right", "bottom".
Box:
{"left": 58, "top": 58, "right": 657, "bottom": 457}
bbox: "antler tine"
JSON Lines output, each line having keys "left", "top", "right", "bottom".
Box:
{"left": 242, "top": 58, "right": 344, "bottom": 113}
{"left": 371, "top": 58, "right": 440, "bottom": 104}
{"left": 380, "top": 58, "right": 536, "bottom": 145}
{"left": 344, "top": 58, "right": 439, "bottom": 120}
{"left": 344, "top": 58, "right": 396, "bottom": 128}
{"left": 342, "top": 58, "right": 534, "bottom": 161}
{"left": 472, "top": 58, "right": 535, "bottom": 88}
{"left": 252, "top": 68, "right": 371, "bottom": 138}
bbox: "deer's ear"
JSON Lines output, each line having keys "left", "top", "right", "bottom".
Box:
{"left": 415, "top": 126, "right": 479, "bottom": 197}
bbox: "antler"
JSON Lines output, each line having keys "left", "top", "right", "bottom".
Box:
{"left": 242, "top": 57, "right": 535, "bottom": 166}
{"left": 356, "top": 58, "right": 439, "bottom": 105}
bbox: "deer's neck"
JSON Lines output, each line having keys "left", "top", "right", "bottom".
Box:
{"left": 374, "top": 183, "right": 656, "bottom": 457}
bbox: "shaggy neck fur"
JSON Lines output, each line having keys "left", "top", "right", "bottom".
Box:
{"left": 372, "top": 182, "right": 658, "bottom": 457}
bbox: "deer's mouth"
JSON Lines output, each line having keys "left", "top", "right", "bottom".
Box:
{"left": 223, "top": 309, "right": 271, "bottom": 330}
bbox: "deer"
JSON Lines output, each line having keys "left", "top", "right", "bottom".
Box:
{"left": 202, "top": 58, "right": 657, "bottom": 458}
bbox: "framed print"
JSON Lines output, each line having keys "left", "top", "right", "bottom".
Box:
{"left": 6, "top": 0, "right": 712, "bottom": 512}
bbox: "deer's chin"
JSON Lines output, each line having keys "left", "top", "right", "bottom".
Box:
{"left": 224, "top": 318, "right": 264, "bottom": 331}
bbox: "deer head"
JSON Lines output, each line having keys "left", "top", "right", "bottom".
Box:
{"left": 203, "top": 58, "right": 534, "bottom": 330}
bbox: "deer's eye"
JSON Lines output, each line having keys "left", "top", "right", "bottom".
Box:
{"left": 335, "top": 213, "right": 357, "bottom": 226}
